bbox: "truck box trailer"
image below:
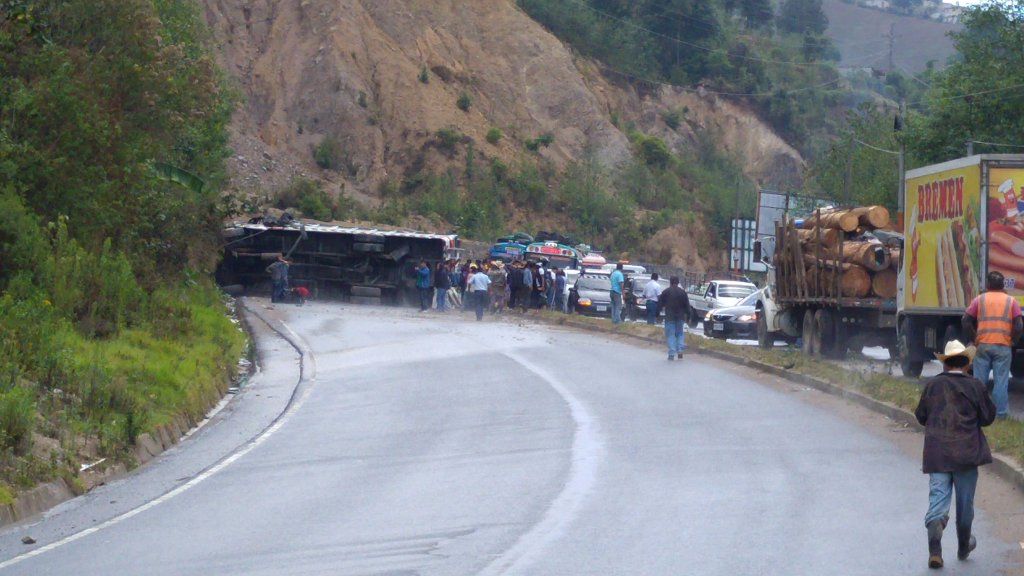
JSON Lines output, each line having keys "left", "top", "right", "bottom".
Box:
{"left": 897, "top": 154, "right": 1024, "bottom": 376}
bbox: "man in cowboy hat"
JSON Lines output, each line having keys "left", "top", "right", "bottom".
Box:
{"left": 914, "top": 340, "right": 996, "bottom": 569}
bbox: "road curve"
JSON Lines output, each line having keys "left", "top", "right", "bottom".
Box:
{"left": 0, "top": 300, "right": 1020, "bottom": 575}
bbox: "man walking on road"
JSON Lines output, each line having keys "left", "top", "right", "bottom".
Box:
{"left": 658, "top": 276, "right": 690, "bottom": 360}
{"left": 643, "top": 273, "right": 663, "bottom": 325}
{"left": 610, "top": 263, "right": 625, "bottom": 324}
{"left": 962, "top": 271, "right": 1022, "bottom": 419}
{"left": 468, "top": 264, "right": 491, "bottom": 321}
{"left": 915, "top": 340, "right": 996, "bottom": 569}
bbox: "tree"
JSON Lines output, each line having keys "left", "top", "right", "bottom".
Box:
{"left": 778, "top": 0, "right": 828, "bottom": 35}
{"left": 907, "top": 0, "right": 1024, "bottom": 164}
{"left": 740, "top": 0, "right": 774, "bottom": 30}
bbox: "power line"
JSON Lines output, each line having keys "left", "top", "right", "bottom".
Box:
{"left": 853, "top": 137, "right": 899, "bottom": 155}
{"left": 592, "top": 59, "right": 844, "bottom": 97}
{"left": 563, "top": 0, "right": 823, "bottom": 69}
{"left": 969, "top": 139, "right": 1024, "bottom": 149}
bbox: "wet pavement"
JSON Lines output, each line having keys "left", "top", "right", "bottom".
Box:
{"left": 0, "top": 299, "right": 1020, "bottom": 575}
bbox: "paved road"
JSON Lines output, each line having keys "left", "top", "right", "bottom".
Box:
{"left": 0, "top": 300, "right": 1021, "bottom": 575}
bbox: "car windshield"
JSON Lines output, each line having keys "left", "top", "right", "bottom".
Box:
{"left": 719, "top": 285, "right": 755, "bottom": 298}
{"left": 737, "top": 291, "right": 759, "bottom": 307}
{"left": 577, "top": 277, "right": 611, "bottom": 291}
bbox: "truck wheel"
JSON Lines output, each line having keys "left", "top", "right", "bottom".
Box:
{"left": 802, "top": 309, "right": 818, "bottom": 356}
{"left": 757, "top": 311, "right": 772, "bottom": 350}
{"left": 817, "top": 309, "right": 847, "bottom": 360}
{"left": 351, "top": 286, "right": 383, "bottom": 298}
{"left": 899, "top": 319, "right": 924, "bottom": 377}
{"left": 686, "top": 310, "right": 699, "bottom": 329}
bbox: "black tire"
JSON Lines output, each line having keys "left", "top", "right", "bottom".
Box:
{"left": 757, "top": 310, "right": 772, "bottom": 350}
{"left": 686, "top": 309, "right": 699, "bottom": 329}
{"left": 817, "top": 309, "right": 847, "bottom": 360}
{"left": 350, "top": 296, "right": 381, "bottom": 306}
{"left": 899, "top": 319, "right": 924, "bottom": 377}
{"left": 351, "top": 285, "right": 383, "bottom": 298}
{"left": 802, "top": 309, "right": 817, "bottom": 356}
{"left": 812, "top": 309, "right": 830, "bottom": 358}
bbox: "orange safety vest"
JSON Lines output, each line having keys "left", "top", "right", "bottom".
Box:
{"left": 976, "top": 291, "right": 1015, "bottom": 346}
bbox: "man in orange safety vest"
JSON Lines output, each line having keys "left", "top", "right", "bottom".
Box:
{"left": 962, "top": 271, "right": 1023, "bottom": 420}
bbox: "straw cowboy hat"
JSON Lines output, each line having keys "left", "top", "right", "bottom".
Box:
{"left": 934, "top": 339, "right": 976, "bottom": 363}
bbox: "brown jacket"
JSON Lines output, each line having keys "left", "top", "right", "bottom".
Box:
{"left": 914, "top": 371, "right": 995, "bottom": 473}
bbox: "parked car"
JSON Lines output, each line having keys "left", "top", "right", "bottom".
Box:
{"left": 568, "top": 272, "right": 613, "bottom": 317}
{"left": 702, "top": 290, "right": 761, "bottom": 340}
{"left": 686, "top": 279, "right": 758, "bottom": 327}
{"left": 624, "top": 275, "right": 670, "bottom": 321}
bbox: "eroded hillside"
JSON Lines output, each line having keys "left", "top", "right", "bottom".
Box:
{"left": 202, "top": 0, "right": 804, "bottom": 208}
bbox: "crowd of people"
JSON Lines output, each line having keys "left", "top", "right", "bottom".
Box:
{"left": 415, "top": 258, "right": 567, "bottom": 321}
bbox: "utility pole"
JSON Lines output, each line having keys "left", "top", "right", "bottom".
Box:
{"left": 897, "top": 100, "right": 907, "bottom": 215}
{"left": 887, "top": 23, "right": 896, "bottom": 73}
{"left": 844, "top": 132, "right": 855, "bottom": 205}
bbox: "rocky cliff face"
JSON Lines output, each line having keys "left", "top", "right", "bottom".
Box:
{"left": 202, "top": 0, "right": 803, "bottom": 215}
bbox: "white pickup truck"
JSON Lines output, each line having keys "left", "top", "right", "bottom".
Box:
{"left": 685, "top": 280, "right": 758, "bottom": 327}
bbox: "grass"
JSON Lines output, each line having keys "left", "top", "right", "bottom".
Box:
{"left": 537, "top": 311, "right": 1024, "bottom": 467}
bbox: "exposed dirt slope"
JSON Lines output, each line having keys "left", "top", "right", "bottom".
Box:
{"left": 202, "top": 0, "right": 804, "bottom": 211}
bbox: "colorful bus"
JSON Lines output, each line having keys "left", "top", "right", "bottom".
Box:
{"left": 489, "top": 241, "right": 528, "bottom": 262}
{"left": 525, "top": 241, "right": 581, "bottom": 271}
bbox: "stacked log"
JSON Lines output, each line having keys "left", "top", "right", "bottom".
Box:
{"left": 791, "top": 205, "right": 901, "bottom": 300}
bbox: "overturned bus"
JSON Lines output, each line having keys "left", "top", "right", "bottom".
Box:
{"left": 216, "top": 216, "right": 459, "bottom": 305}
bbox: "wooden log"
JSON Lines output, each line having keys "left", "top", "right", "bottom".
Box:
{"left": 841, "top": 241, "right": 890, "bottom": 272}
{"left": 803, "top": 254, "right": 854, "bottom": 270}
{"left": 871, "top": 268, "right": 898, "bottom": 298}
{"left": 840, "top": 265, "right": 871, "bottom": 298}
{"left": 849, "top": 205, "right": 890, "bottom": 229}
{"left": 796, "top": 227, "right": 840, "bottom": 248}
{"left": 888, "top": 248, "right": 901, "bottom": 271}
{"left": 803, "top": 209, "right": 860, "bottom": 232}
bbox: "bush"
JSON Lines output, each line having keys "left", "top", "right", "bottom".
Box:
{"left": 536, "top": 132, "right": 555, "bottom": 147}
{"left": 486, "top": 127, "right": 503, "bottom": 145}
{"left": 435, "top": 128, "right": 464, "bottom": 150}
{"left": 456, "top": 93, "right": 472, "bottom": 111}
{"left": 314, "top": 137, "right": 341, "bottom": 170}
{"left": 634, "top": 134, "right": 672, "bottom": 169}
{"left": 357, "top": 91, "right": 368, "bottom": 108}
{"left": 661, "top": 107, "right": 686, "bottom": 130}
{"left": 0, "top": 387, "right": 35, "bottom": 455}
{"left": 419, "top": 67, "right": 430, "bottom": 84}
{"left": 525, "top": 139, "right": 540, "bottom": 152}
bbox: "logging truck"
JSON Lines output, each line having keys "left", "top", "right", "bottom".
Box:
{"left": 755, "top": 205, "right": 900, "bottom": 358}
{"left": 897, "top": 154, "right": 1024, "bottom": 377}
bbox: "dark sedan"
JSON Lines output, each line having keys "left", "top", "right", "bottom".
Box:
{"left": 568, "top": 273, "right": 613, "bottom": 317}
{"left": 625, "top": 275, "right": 669, "bottom": 322}
{"left": 702, "top": 291, "right": 760, "bottom": 340}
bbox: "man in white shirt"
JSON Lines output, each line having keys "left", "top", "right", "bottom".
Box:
{"left": 642, "top": 273, "right": 664, "bottom": 325}
{"left": 468, "top": 265, "right": 492, "bottom": 321}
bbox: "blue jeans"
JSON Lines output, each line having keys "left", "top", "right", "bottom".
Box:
{"left": 665, "top": 319, "right": 685, "bottom": 357}
{"left": 272, "top": 280, "right": 286, "bottom": 303}
{"left": 554, "top": 293, "right": 565, "bottom": 313}
{"left": 974, "top": 344, "right": 1012, "bottom": 416}
{"left": 611, "top": 291, "right": 623, "bottom": 324}
{"left": 473, "top": 290, "right": 488, "bottom": 320}
{"left": 435, "top": 287, "right": 448, "bottom": 311}
{"left": 418, "top": 287, "right": 432, "bottom": 311}
{"left": 646, "top": 301, "right": 658, "bottom": 324}
{"left": 926, "top": 469, "right": 978, "bottom": 536}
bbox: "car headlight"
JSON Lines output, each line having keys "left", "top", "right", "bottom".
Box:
{"left": 704, "top": 312, "right": 713, "bottom": 321}
{"left": 579, "top": 298, "right": 592, "bottom": 306}
{"left": 737, "top": 314, "right": 754, "bottom": 322}
{"left": 636, "top": 297, "right": 645, "bottom": 305}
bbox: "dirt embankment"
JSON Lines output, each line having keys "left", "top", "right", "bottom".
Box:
{"left": 201, "top": 0, "right": 804, "bottom": 267}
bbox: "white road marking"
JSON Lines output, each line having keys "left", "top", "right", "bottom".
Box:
{"left": 0, "top": 320, "right": 316, "bottom": 571}
{"left": 477, "top": 352, "right": 605, "bottom": 576}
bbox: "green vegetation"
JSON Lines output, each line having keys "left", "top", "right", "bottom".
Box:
{"left": 0, "top": 0, "right": 245, "bottom": 498}
{"left": 456, "top": 93, "right": 472, "bottom": 112}
{"left": 276, "top": 178, "right": 352, "bottom": 222}
{"left": 314, "top": 136, "right": 342, "bottom": 170}
{"left": 517, "top": 0, "right": 843, "bottom": 154}
{"left": 419, "top": 67, "right": 430, "bottom": 84}
{"left": 486, "top": 127, "right": 503, "bottom": 145}
{"left": 435, "top": 127, "right": 464, "bottom": 150}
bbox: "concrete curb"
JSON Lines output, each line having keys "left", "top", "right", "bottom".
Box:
{"left": 545, "top": 315, "right": 1024, "bottom": 492}
{"left": 0, "top": 300, "right": 256, "bottom": 529}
